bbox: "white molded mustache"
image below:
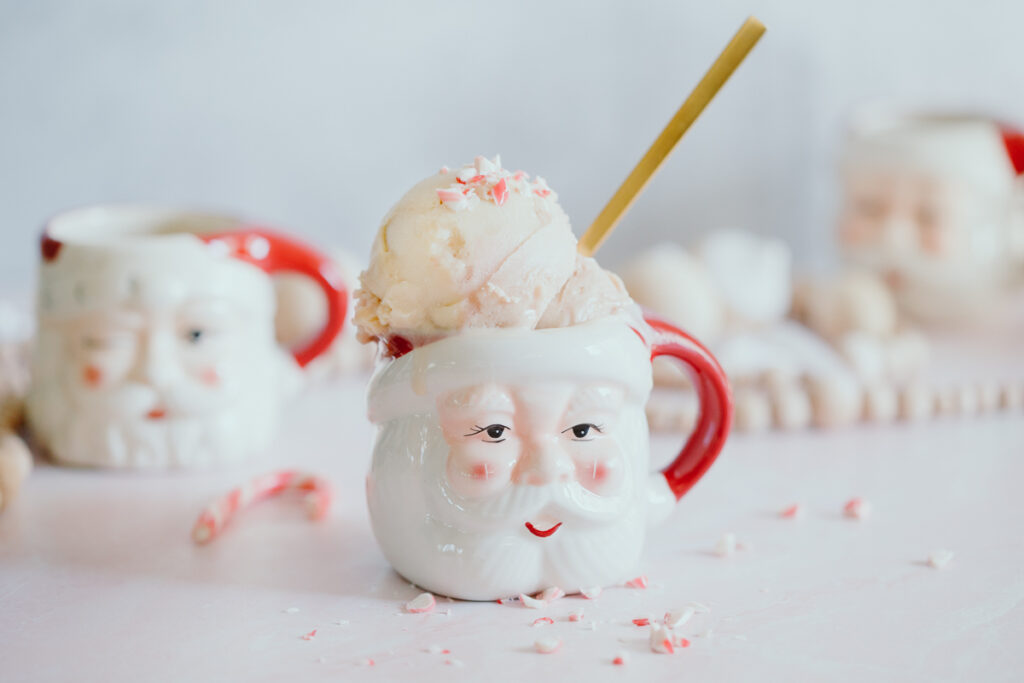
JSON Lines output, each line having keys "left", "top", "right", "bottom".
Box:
{"left": 70, "top": 379, "right": 225, "bottom": 418}
{"left": 437, "top": 476, "right": 634, "bottom": 532}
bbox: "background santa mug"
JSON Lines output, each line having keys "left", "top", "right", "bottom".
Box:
{"left": 365, "top": 315, "right": 732, "bottom": 600}
{"left": 26, "top": 205, "right": 347, "bottom": 469}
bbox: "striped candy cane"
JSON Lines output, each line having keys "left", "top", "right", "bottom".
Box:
{"left": 191, "top": 470, "right": 332, "bottom": 544}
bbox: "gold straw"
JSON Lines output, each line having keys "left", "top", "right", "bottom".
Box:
{"left": 577, "top": 16, "right": 766, "bottom": 257}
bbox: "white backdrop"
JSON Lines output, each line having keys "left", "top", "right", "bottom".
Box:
{"left": 1, "top": 0, "right": 1021, "bottom": 289}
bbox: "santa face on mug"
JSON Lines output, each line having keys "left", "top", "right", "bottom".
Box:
{"left": 28, "top": 244, "right": 299, "bottom": 468}
{"left": 837, "top": 115, "right": 1024, "bottom": 319}
{"left": 429, "top": 379, "right": 649, "bottom": 595}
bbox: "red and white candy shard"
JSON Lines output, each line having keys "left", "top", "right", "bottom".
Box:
{"left": 301, "top": 629, "right": 317, "bottom": 641}
{"left": 632, "top": 618, "right": 651, "bottom": 627}
{"left": 580, "top": 586, "right": 603, "bottom": 599}
{"left": 435, "top": 155, "right": 555, "bottom": 212}
{"left": 568, "top": 610, "right": 584, "bottom": 622}
{"left": 534, "top": 637, "right": 562, "bottom": 654}
{"left": 519, "top": 593, "right": 548, "bottom": 609}
{"left": 612, "top": 653, "right": 628, "bottom": 665}
{"left": 404, "top": 592, "right": 436, "bottom": 614}
{"left": 537, "top": 586, "right": 565, "bottom": 603}
{"left": 715, "top": 532, "right": 739, "bottom": 557}
{"left": 649, "top": 625, "right": 675, "bottom": 654}
{"left": 678, "top": 637, "right": 691, "bottom": 648}
{"left": 927, "top": 549, "right": 954, "bottom": 569}
{"left": 532, "top": 617, "right": 554, "bottom": 627}
{"left": 664, "top": 606, "right": 695, "bottom": 628}
{"left": 625, "top": 575, "right": 649, "bottom": 589}
{"left": 844, "top": 497, "right": 871, "bottom": 520}
{"left": 780, "top": 503, "right": 802, "bottom": 519}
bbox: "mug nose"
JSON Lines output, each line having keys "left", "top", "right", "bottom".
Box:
{"left": 513, "top": 437, "right": 574, "bottom": 486}
{"left": 129, "top": 329, "right": 179, "bottom": 389}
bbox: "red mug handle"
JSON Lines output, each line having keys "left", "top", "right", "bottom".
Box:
{"left": 644, "top": 312, "right": 733, "bottom": 500}
{"left": 200, "top": 228, "right": 347, "bottom": 368}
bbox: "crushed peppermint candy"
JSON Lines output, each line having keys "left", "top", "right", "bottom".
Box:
{"left": 780, "top": 503, "right": 803, "bottom": 519}
{"left": 715, "top": 532, "right": 738, "bottom": 557}
{"left": 537, "top": 586, "right": 565, "bottom": 603}
{"left": 435, "top": 155, "right": 555, "bottom": 211}
{"left": 625, "top": 575, "right": 649, "bottom": 589}
{"left": 568, "top": 610, "right": 584, "bottom": 622}
{"left": 519, "top": 593, "right": 548, "bottom": 609}
{"left": 650, "top": 624, "right": 675, "bottom": 654}
{"left": 612, "top": 653, "right": 629, "bottom": 665}
{"left": 534, "top": 637, "right": 562, "bottom": 654}
{"left": 678, "top": 637, "right": 692, "bottom": 648}
{"left": 405, "top": 592, "right": 436, "bottom": 614}
{"left": 445, "top": 659, "right": 465, "bottom": 667}
{"left": 425, "top": 645, "right": 451, "bottom": 655}
{"left": 632, "top": 618, "right": 651, "bottom": 627}
{"left": 301, "top": 629, "right": 317, "bottom": 641}
{"left": 844, "top": 497, "right": 871, "bottom": 520}
{"left": 927, "top": 549, "right": 954, "bottom": 569}
{"left": 532, "top": 617, "right": 555, "bottom": 627}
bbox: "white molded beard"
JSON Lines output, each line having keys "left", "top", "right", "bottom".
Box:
{"left": 367, "top": 410, "right": 649, "bottom": 600}
{"left": 27, "top": 341, "right": 296, "bottom": 469}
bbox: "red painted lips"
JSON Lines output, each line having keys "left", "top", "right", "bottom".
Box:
{"left": 525, "top": 522, "right": 562, "bottom": 538}
{"left": 146, "top": 408, "right": 167, "bottom": 420}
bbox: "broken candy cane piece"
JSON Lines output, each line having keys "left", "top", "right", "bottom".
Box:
{"left": 844, "top": 497, "right": 871, "bottom": 520}
{"left": 632, "top": 618, "right": 651, "bottom": 627}
{"left": 625, "top": 575, "right": 648, "bottom": 589}
{"left": 715, "top": 532, "right": 738, "bottom": 557}
{"left": 491, "top": 178, "right": 509, "bottom": 206}
{"left": 534, "top": 638, "right": 562, "bottom": 654}
{"left": 664, "top": 606, "right": 695, "bottom": 629}
{"left": 405, "top": 592, "right": 436, "bottom": 614}
{"left": 649, "top": 625, "right": 675, "bottom": 654}
{"left": 677, "top": 637, "right": 691, "bottom": 648}
{"left": 519, "top": 593, "right": 548, "bottom": 609}
{"left": 612, "top": 653, "right": 629, "bottom": 665}
{"left": 301, "top": 629, "right": 317, "bottom": 641}
{"left": 927, "top": 550, "right": 954, "bottom": 569}
{"left": 568, "top": 610, "right": 584, "bottom": 622}
{"left": 191, "top": 470, "right": 332, "bottom": 544}
{"left": 532, "top": 617, "right": 554, "bottom": 627}
{"left": 436, "top": 188, "right": 465, "bottom": 203}
{"left": 537, "top": 586, "right": 565, "bottom": 603}
{"left": 579, "top": 586, "right": 603, "bottom": 599}
{"left": 779, "top": 503, "right": 803, "bottom": 519}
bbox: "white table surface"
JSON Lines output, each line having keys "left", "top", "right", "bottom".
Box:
{"left": 2, "top": 372, "right": 1024, "bottom": 682}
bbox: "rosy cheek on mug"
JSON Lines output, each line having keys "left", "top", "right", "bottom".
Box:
{"left": 446, "top": 449, "right": 513, "bottom": 497}
{"left": 574, "top": 454, "right": 623, "bottom": 494}
{"left": 81, "top": 364, "right": 103, "bottom": 388}
{"left": 199, "top": 367, "right": 221, "bottom": 386}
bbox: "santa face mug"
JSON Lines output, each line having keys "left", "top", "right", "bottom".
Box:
{"left": 366, "top": 315, "right": 732, "bottom": 600}
{"left": 26, "top": 205, "right": 347, "bottom": 469}
{"left": 838, "top": 110, "right": 1024, "bottom": 321}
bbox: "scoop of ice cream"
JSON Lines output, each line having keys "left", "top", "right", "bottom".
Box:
{"left": 355, "top": 156, "right": 632, "bottom": 347}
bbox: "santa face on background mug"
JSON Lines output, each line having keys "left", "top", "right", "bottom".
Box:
{"left": 30, "top": 275, "right": 297, "bottom": 468}
{"left": 837, "top": 114, "right": 1024, "bottom": 320}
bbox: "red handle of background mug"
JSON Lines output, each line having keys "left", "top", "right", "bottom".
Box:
{"left": 644, "top": 312, "right": 733, "bottom": 500}
{"left": 200, "top": 229, "right": 347, "bottom": 368}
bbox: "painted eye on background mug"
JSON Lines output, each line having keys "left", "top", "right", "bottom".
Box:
{"left": 185, "top": 328, "right": 205, "bottom": 345}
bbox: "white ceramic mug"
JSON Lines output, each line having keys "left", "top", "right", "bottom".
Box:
{"left": 26, "top": 205, "right": 347, "bottom": 469}
{"left": 366, "top": 314, "right": 732, "bottom": 600}
{"left": 838, "top": 110, "right": 1024, "bottom": 320}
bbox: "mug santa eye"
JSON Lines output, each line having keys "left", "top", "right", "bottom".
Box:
{"left": 465, "top": 424, "right": 510, "bottom": 441}
{"left": 564, "top": 423, "right": 602, "bottom": 440}
{"left": 184, "top": 328, "right": 205, "bottom": 344}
